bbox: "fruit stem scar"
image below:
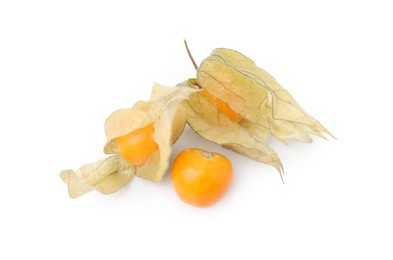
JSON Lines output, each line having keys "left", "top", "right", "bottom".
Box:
{"left": 201, "top": 151, "right": 214, "bottom": 159}
{"left": 184, "top": 39, "right": 198, "bottom": 71}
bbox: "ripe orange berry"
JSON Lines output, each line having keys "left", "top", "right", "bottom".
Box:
{"left": 171, "top": 148, "right": 233, "bottom": 207}
{"left": 200, "top": 90, "right": 243, "bottom": 123}
{"left": 187, "top": 78, "right": 243, "bottom": 123}
{"left": 115, "top": 123, "right": 158, "bottom": 166}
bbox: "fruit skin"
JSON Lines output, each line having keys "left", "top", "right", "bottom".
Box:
{"left": 171, "top": 148, "right": 233, "bottom": 207}
{"left": 115, "top": 123, "right": 158, "bottom": 166}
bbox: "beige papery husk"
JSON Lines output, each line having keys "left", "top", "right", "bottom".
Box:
{"left": 180, "top": 48, "right": 334, "bottom": 180}
{"left": 60, "top": 83, "right": 196, "bottom": 198}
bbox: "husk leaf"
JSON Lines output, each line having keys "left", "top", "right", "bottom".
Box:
{"left": 179, "top": 80, "right": 283, "bottom": 174}
{"left": 60, "top": 83, "right": 195, "bottom": 198}
{"left": 180, "top": 48, "right": 332, "bottom": 176}
{"left": 196, "top": 48, "right": 333, "bottom": 144}
{"left": 103, "top": 83, "right": 194, "bottom": 182}
{"left": 59, "top": 155, "right": 134, "bottom": 198}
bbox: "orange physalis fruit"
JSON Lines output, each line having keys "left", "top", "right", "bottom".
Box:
{"left": 115, "top": 123, "right": 158, "bottom": 166}
{"left": 187, "top": 78, "right": 243, "bottom": 123}
{"left": 171, "top": 148, "right": 233, "bottom": 207}
{"left": 200, "top": 89, "right": 243, "bottom": 123}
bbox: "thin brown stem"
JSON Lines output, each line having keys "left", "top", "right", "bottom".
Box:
{"left": 184, "top": 39, "right": 198, "bottom": 70}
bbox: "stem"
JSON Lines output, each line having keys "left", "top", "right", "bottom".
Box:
{"left": 201, "top": 151, "right": 214, "bottom": 159}
{"left": 184, "top": 39, "right": 198, "bottom": 70}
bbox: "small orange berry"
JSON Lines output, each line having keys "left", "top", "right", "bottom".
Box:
{"left": 171, "top": 148, "right": 233, "bottom": 207}
{"left": 200, "top": 90, "right": 243, "bottom": 123}
{"left": 115, "top": 123, "right": 158, "bottom": 166}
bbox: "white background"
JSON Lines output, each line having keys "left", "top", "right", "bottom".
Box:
{"left": 1, "top": 0, "right": 392, "bottom": 259}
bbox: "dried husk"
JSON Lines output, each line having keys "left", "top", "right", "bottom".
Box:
{"left": 104, "top": 83, "right": 193, "bottom": 182}
{"left": 60, "top": 83, "right": 195, "bottom": 198}
{"left": 180, "top": 48, "right": 332, "bottom": 175}
{"left": 60, "top": 155, "right": 134, "bottom": 198}
{"left": 180, "top": 80, "right": 283, "bottom": 174}
{"left": 196, "top": 48, "right": 333, "bottom": 143}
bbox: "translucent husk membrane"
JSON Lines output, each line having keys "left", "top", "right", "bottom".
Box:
{"left": 180, "top": 48, "right": 333, "bottom": 178}
{"left": 60, "top": 83, "right": 196, "bottom": 198}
